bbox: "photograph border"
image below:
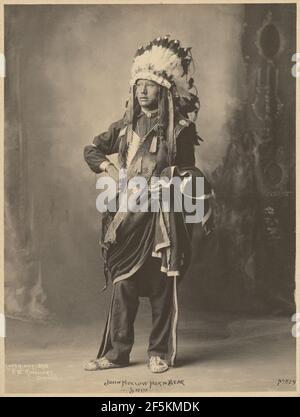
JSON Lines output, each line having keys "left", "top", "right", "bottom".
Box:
{"left": 0, "top": 0, "right": 298, "bottom": 397}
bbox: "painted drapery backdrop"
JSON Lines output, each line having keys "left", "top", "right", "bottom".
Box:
{"left": 4, "top": 4, "right": 296, "bottom": 322}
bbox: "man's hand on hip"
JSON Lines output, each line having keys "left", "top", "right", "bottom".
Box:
{"left": 100, "top": 160, "right": 119, "bottom": 184}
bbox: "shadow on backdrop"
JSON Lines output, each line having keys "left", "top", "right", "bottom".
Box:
{"left": 4, "top": 4, "right": 296, "bottom": 324}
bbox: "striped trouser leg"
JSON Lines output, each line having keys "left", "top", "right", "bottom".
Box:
{"left": 96, "top": 285, "right": 116, "bottom": 360}
{"left": 97, "top": 278, "right": 139, "bottom": 365}
{"left": 148, "top": 276, "right": 179, "bottom": 366}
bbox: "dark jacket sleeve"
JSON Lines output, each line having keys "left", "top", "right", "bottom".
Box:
{"left": 175, "top": 123, "right": 198, "bottom": 169}
{"left": 84, "top": 118, "right": 124, "bottom": 173}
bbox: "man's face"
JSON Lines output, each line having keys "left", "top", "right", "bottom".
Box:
{"left": 135, "top": 79, "right": 160, "bottom": 110}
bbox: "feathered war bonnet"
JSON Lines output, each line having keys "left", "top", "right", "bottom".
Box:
{"left": 125, "top": 35, "right": 200, "bottom": 165}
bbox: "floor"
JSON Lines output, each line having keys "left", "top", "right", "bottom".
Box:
{"left": 4, "top": 304, "right": 297, "bottom": 395}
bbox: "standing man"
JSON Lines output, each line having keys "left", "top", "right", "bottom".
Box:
{"left": 83, "top": 36, "right": 213, "bottom": 373}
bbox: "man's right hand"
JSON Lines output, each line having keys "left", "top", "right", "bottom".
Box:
{"left": 105, "top": 163, "right": 119, "bottom": 184}
{"left": 100, "top": 160, "right": 119, "bottom": 184}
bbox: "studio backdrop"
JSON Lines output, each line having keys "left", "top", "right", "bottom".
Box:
{"left": 4, "top": 3, "right": 296, "bottom": 323}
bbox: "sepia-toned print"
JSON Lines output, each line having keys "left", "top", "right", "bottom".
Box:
{"left": 2, "top": 2, "right": 298, "bottom": 395}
